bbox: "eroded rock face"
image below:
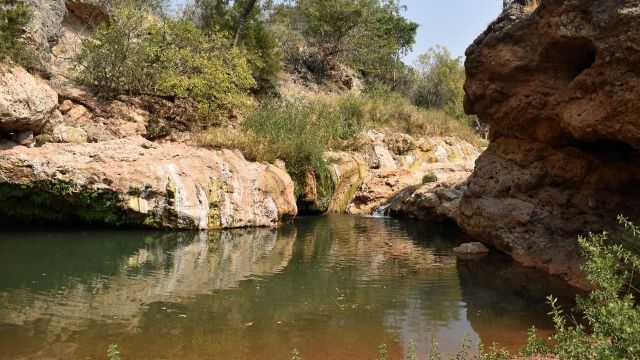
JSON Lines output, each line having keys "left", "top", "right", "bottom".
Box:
{"left": 0, "top": 136, "right": 297, "bottom": 229}
{"left": 0, "top": 65, "right": 58, "bottom": 133}
{"left": 23, "top": 0, "right": 67, "bottom": 61}
{"left": 345, "top": 132, "right": 479, "bottom": 215}
{"left": 299, "top": 133, "right": 478, "bottom": 215}
{"left": 459, "top": 0, "right": 640, "bottom": 287}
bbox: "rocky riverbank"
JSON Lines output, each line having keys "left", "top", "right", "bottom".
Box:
{"left": 0, "top": 0, "right": 478, "bottom": 230}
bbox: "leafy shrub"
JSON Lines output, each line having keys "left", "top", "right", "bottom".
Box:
{"left": 75, "top": 0, "right": 159, "bottom": 96}
{"left": 0, "top": 0, "right": 36, "bottom": 66}
{"left": 375, "top": 343, "right": 388, "bottom": 360}
{"left": 267, "top": 0, "right": 417, "bottom": 83}
{"left": 409, "top": 46, "right": 466, "bottom": 120}
{"left": 107, "top": 344, "right": 121, "bottom": 360}
{"left": 422, "top": 172, "right": 438, "bottom": 184}
{"left": 191, "top": 0, "right": 282, "bottom": 94}
{"left": 290, "top": 348, "right": 301, "bottom": 360}
{"left": 519, "top": 326, "right": 554, "bottom": 357}
{"left": 155, "top": 21, "right": 255, "bottom": 119}
{"left": 542, "top": 215, "right": 640, "bottom": 360}
{"left": 76, "top": 1, "right": 255, "bottom": 122}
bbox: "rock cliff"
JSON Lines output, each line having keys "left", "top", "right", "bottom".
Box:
{"left": 458, "top": 0, "right": 640, "bottom": 286}
{"left": 0, "top": 136, "right": 297, "bottom": 228}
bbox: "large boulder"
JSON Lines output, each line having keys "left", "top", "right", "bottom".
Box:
{"left": 0, "top": 136, "right": 297, "bottom": 229}
{"left": 459, "top": 0, "right": 640, "bottom": 287}
{"left": 0, "top": 65, "right": 58, "bottom": 133}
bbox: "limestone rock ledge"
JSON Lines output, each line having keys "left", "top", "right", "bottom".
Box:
{"left": 0, "top": 136, "right": 297, "bottom": 229}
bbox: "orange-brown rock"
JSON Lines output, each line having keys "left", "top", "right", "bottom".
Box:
{"left": 0, "top": 136, "right": 297, "bottom": 229}
{"left": 459, "top": 0, "right": 640, "bottom": 287}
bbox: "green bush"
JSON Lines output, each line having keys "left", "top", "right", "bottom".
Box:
{"left": 0, "top": 0, "right": 36, "bottom": 66}
{"left": 155, "top": 21, "right": 255, "bottom": 119}
{"left": 519, "top": 326, "right": 554, "bottom": 357}
{"left": 409, "top": 46, "right": 467, "bottom": 120}
{"left": 422, "top": 172, "right": 438, "bottom": 184}
{"left": 541, "top": 215, "right": 640, "bottom": 360}
{"left": 267, "top": 0, "right": 417, "bottom": 83}
{"left": 107, "top": 344, "right": 121, "bottom": 360}
{"left": 191, "top": 0, "right": 282, "bottom": 94}
{"left": 75, "top": 2, "right": 159, "bottom": 96}
{"left": 76, "top": 1, "right": 255, "bottom": 122}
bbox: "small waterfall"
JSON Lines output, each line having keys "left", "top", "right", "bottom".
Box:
{"left": 371, "top": 202, "right": 392, "bottom": 218}
{"left": 370, "top": 186, "right": 419, "bottom": 218}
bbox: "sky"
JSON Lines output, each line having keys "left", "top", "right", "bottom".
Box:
{"left": 399, "top": 0, "right": 503, "bottom": 65}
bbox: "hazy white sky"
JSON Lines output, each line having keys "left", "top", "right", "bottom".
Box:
{"left": 399, "top": 0, "right": 503, "bottom": 64}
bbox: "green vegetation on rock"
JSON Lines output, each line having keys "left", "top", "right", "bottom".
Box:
{"left": 0, "top": 0, "right": 36, "bottom": 66}
{"left": 76, "top": 0, "right": 255, "bottom": 122}
{"left": 0, "top": 181, "right": 129, "bottom": 225}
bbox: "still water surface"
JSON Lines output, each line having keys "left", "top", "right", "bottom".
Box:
{"left": 0, "top": 215, "right": 575, "bottom": 359}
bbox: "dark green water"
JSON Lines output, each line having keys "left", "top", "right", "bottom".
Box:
{"left": 0, "top": 215, "right": 575, "bottom": 359}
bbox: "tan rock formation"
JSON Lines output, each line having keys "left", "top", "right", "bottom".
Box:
{"left": 459, "top": 0, "right": 640, "bottom": 287}
{"left": 0, "top": 65, "right": 58, "bottom": 133}
{"left": 344, "top": 131, "right": 479, "bottom": 215}
{"left": 453, "top": 242, "right": 489, "bottom": 255}
{"left": 0, "top": 136, "right": 297, "bottom": 229}
{"left": 324, "top": 151, "right": 368, "bottom": 213}
{"left": 386, "top": 163, "right": 475, "bottom": 221}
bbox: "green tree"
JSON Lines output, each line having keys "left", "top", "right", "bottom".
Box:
{"left": 0, "top": 0, "right": 36, "bottom": 66}
{"left": 273, "top": 0, "right": 417, "bottom": 83}
{"left": 191, "top": 0, "right": 281, "bottom": 93}
{"left": 410, "top": 46, "right": 466, "bottom": 119}
{"left": 75, "top": 0, "right": 162, "bottom": 96}
{"left": 156, "top": 20, "right": 255, "bottom": 118}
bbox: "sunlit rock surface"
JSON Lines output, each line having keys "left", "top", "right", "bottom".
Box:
{"left": 0, "top": 65, "right": 58, "bottom": 133}
{"left": 0, "top": 136, "right": 297, "bottom": 229}
{"left": 305, "top": 132, "right": 479, "bottom": 215}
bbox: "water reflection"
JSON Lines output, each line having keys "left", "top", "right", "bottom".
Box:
{"left": 0, "top": 216, "right": 575, "bottom": 359}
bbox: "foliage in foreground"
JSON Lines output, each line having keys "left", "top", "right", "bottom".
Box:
{"left": 0, "top": 0, "right": 36, "bottom": 66}
{"left": 542, "top": 216, "right": 640, "bottom": 360}
{"left": 107, "top": 344, "right": 121, "bottom": 360}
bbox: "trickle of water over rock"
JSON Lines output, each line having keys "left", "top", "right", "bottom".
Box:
{"left": 370, "top": 186, "right": 419, "bottom": 218}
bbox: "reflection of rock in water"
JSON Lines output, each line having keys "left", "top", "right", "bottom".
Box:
{"left": 456, "top": 254, "right": 578, "bottom": 349}
{"left": 323, "top": 215, "right": 460, "bottom": 277}
{"left": 0, "top": 227, "right": 295, "bottom": 340}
